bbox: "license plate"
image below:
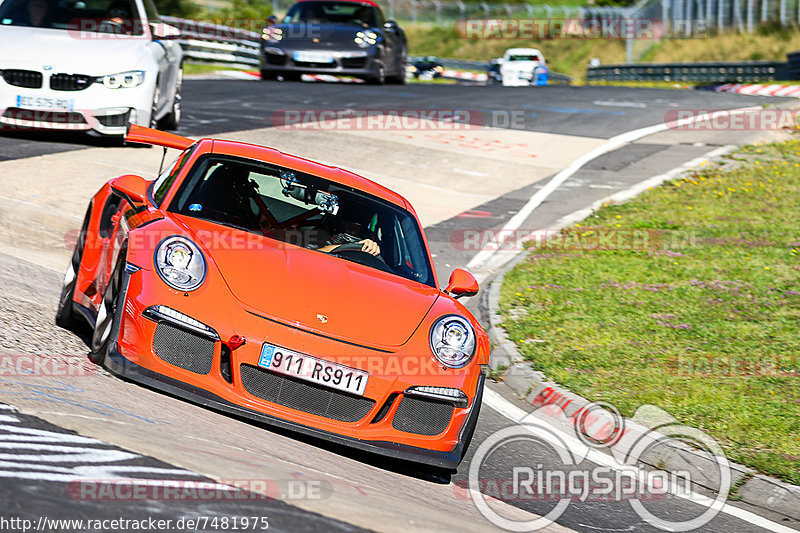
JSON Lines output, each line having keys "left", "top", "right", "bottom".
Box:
{"left": 258, "top": 343, "right": 368, "bottom": 396}
{"left": 16, "top": 95, "right": 74, "bottom": 111}
{"left": 294, "top": 51, "right": 334, "bottom": 63}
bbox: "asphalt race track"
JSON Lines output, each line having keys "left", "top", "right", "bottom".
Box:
{"left": 0, "top": 80, "right": 797, "bottom": 533}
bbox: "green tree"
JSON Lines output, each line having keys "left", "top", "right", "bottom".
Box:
{"left": 153, "top": 0, "right": 202, "bottom": 18}
{"left": 218, "top": 0, "right": 274, "bottom": 22}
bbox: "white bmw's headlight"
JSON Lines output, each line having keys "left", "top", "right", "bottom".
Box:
{"left": 354, "top": 31, "right": 378, "bottom": 47}
{"left": 429, "top": 315, "right": 476, "bottom": 368}
{"left": 99, "top": 70, "right": 145, "bottom": 89}
{"left": 155, "top": 236, "right": 206, "bottom": 291}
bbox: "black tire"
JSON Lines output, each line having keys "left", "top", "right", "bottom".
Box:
{"left": 89, "top": 252, "right": 125, "bottom": 366}
{"left": 149, "top": 85, "right": 159, "bottom": 128}
{"left": 366, "top": 64, "right": 386, "bottom": 85}
{"left": 387, "top": 50, "right": 407, "bottom": 84}
{"left": 157, "top": 68, "right": 182, "bottom": 130}
{"left": 55, "top": 205, "right": 91, "bottom": 331}
{"left": 281, "top": 72, "right": 301, "bottom": 82}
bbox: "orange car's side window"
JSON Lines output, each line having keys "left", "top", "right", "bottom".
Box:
{"left": 153, "top": 146, "right": 194, "bottom": 207}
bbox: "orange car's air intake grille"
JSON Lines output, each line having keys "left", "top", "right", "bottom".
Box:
{"left": 240, "top": 364, "right": 375, "bottom": 423}
{"left": 153, "top": 322, "right": 214, "bottom": 375}
{"left": 392, "top": 395, "right": 453, "bottom": 436}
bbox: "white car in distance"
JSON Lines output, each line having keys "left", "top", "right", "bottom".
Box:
{"left": 499, "top": 47, "right": 548, "bottom": 87}
{"left": 0, "top": 0, "right": 183, "bottom": 137}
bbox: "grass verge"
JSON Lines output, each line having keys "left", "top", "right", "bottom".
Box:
{"left": 183, "top": 62, "right": 252, "bottom": 76}
{"left": 498, "top": 139, "right": 800, "bottom": 484}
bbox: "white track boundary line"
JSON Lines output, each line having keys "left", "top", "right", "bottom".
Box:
{"left": 466, "top": 105, "right": 762, "bottom": 274}
{"left": 470, "top": 144, "right": 737, "bottom": 283}
{"left": 483, "top": 388, "right": 798, "bottom": 533}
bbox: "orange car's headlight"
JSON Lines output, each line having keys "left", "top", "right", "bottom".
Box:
{"left": 429, "top": 315, "right": 476, "bottom": 369}
{"left": 154, "top": 235, "right": 206, "bottom": 292}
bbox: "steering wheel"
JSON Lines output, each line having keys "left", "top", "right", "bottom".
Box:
{"left": 330, "top": 242, "right": 393, "bottom": 273}
{"left": 98, "top": 19, "right": 125, "bottom": 33}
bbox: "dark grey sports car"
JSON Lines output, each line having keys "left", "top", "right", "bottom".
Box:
{"left": 259, "top": 0, "right": 406, "bottom": 84}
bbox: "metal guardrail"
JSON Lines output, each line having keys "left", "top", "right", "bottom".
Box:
{"left": 162, "top": 16, "right": 261, "bottom": 67}
{"left": 587, "top": 60, "right": 793, "bottom": 83}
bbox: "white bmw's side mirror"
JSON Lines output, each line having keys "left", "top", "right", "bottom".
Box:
{"left": 151, "top": 22, "right": 181, "bottom": 40}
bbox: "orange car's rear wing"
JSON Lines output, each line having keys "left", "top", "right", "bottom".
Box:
{"left": 126, "top": 124, "right": 196, "bottom": 151}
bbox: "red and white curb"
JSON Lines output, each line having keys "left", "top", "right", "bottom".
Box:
{"left": 199, "top": 68, "right": 485, "bottom": 84}
{"left": 301, "top": 74, "right": 364, "bottom": 83}
{"left": 715, "top": 83, "right": 800, "bottom": 98}
{"left": 442, "top": 69, "right": 488, "bottom": 82}
{"left": 211, "top": 70, "right": 364, "bottom": 83}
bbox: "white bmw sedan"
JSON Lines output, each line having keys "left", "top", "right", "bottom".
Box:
{"left": 500, "top": 47, "right": 548, "bottom": 87}
{"left": 0, "top": 0, "right": 182, "bottom": 136}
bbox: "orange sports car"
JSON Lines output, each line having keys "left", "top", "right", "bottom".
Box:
{"left": 56, "top": 125, "right": 489, "bottom": 469}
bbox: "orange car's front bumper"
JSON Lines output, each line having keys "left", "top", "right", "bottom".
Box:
{"left": 106, "top": 266, "right": 485, "bottom": 469}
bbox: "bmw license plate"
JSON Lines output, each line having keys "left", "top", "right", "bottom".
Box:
{"left": 16, "top": 95, "right": 74, "bottom": 111}
{"left": 258, "top": 342, "right": 368, "bottom": 396}
{"left": 293, "top": 51, "right": 334, "bottom": 63}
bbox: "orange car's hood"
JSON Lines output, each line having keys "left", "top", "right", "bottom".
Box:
{"left": 197, "top": 229, "right": 439, "bottom": 348}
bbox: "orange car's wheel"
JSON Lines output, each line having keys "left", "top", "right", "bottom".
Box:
{"left": 56, "top": 205, "right": 91, "bottom": 331}
{"left": 89, "top": 253, "right": 125, "bottom": 366}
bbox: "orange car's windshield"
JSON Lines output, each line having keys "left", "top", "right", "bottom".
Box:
{"left": 169, "top": 154, "right": 435, "bottom": 287}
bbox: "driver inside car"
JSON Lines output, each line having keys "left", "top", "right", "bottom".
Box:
{"left": 192, "top": 163, "right": 277, "bottom": 232}
{"left": 105, "top": 0, "right": 132, "bottom": 24}
{"left": 314, "top": 218, "right": 381, "bottom": 256}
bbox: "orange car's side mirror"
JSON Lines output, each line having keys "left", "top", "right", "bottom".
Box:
{"left": 445, "top": 268, "right": 479, "bottom": 299}
{"left": 110, "top": 174, "right": 148, "bottom": 210}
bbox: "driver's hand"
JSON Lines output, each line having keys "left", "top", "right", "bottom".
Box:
{"left": 358, "top": 239, "right": 380, "bottom": 256}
